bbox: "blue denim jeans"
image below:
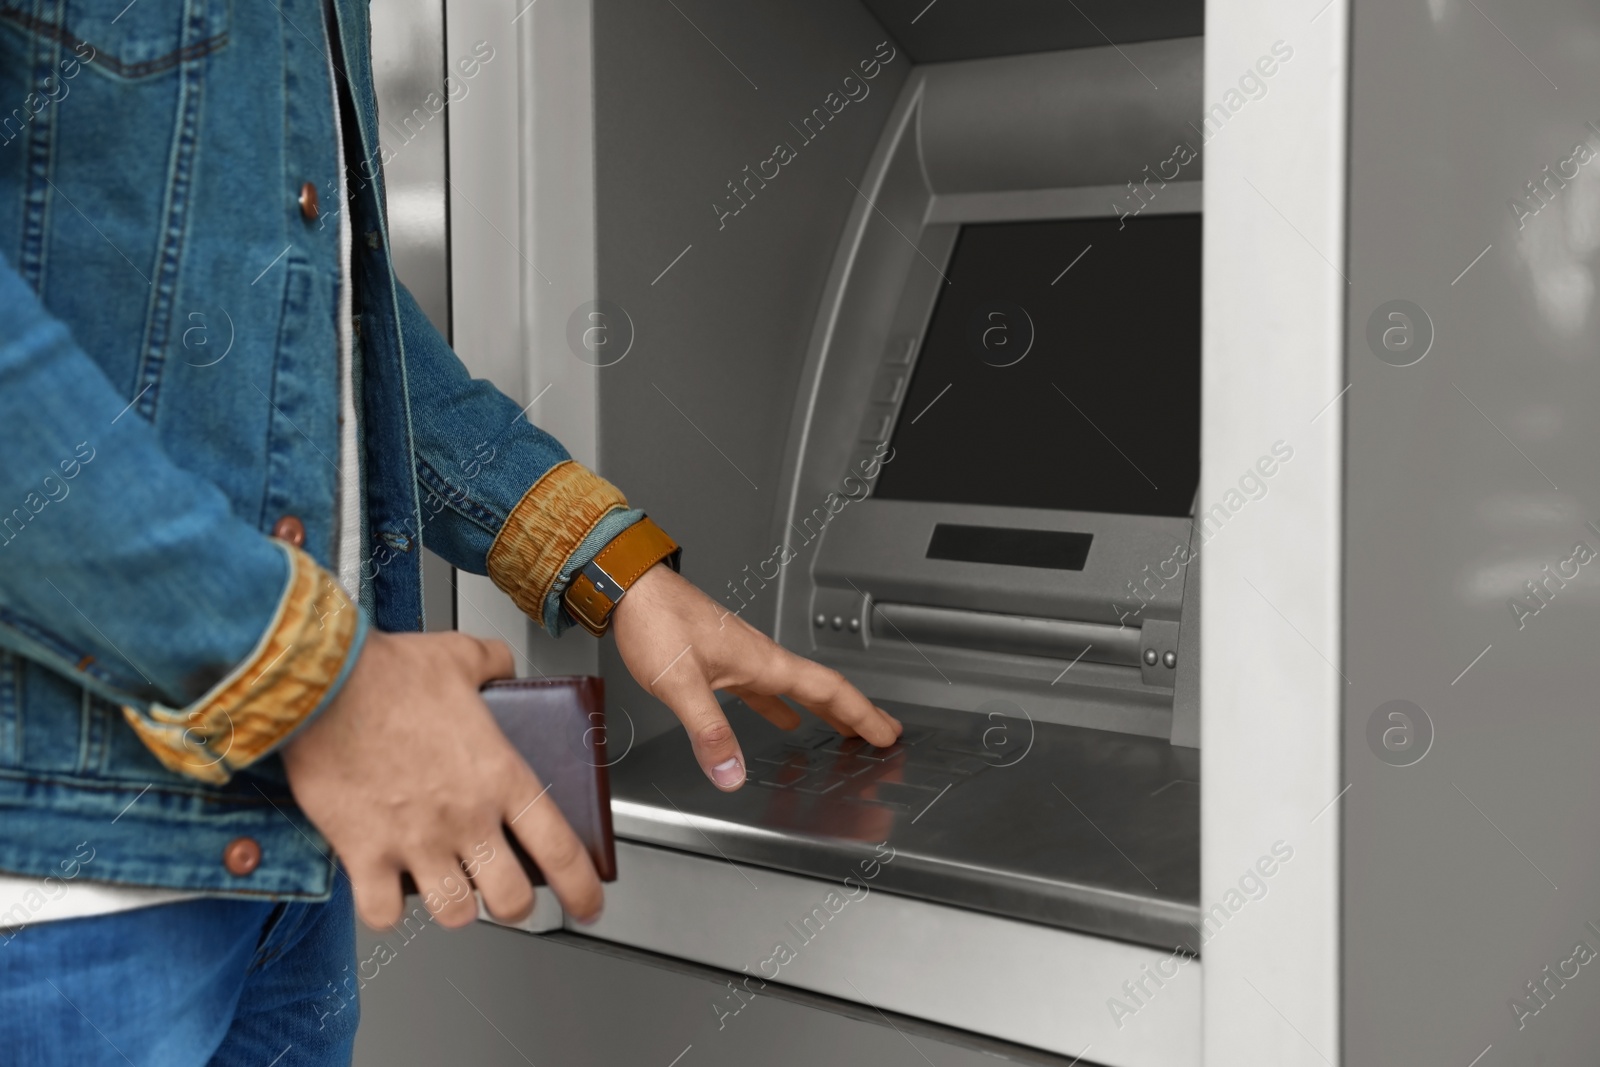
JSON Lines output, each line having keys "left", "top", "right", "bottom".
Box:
{"left": 0, "top": 874, "right": 358, "bottom": 1066}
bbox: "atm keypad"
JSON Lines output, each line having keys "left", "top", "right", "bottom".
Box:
{"left": 746, "top": 723, "right": 991, "bottom": 810}
{"left": 857, "top": 780, "right": 942, "bottom": 813}
{"left": 829, "top": 754, "right": 878, "bottom": 778}
{"left": 821, "top": 736, "right": 905, "bottom": 761}
{"left": 898, "top": 761, "right": 982, "bottom": 788}
{"left": 751, "top": 745, "right": 827, "bottom": 763}
{"left": 816, "top": 728, "right": 932, "bottom": 753}
{"left": 780, "top": 731, "right": 835, "bottom": 751}
{"left": 745, "top": 755, "right": 815, "bottom": 788}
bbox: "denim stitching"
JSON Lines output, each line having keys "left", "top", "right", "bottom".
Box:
{"left": 0, "top": 607, "right": 91, "bottom": 670}
{"left": 261, "top": 260, "right": 310, "bottom": 527}
{"left": 0, "top": 6, "right": 230, "bottom": 80}
{"left": 0, "top": 614, "right": 143, "bottom": 707}
{"left": 74, "top": 687, "right": 105, "bottom": 776}
{"left": 415, "top": 456, "right": 502, "bottom": 530}
{"left": 0, "top": 765, "right": 296, "bottom": 804}
{"left": 0, "top": 652, "right": 19, "bottom": 767}
{"left": 133, "top": 0, "right": 211, "bottom": 421}
{"left": 88, "top": 695, "right": 116, "bottom": 775}
{"left": 15, "top": 0, "right": 61, "bottom": 289}
{"left": 249, "top": 901, "right": 311, "bottom": 972}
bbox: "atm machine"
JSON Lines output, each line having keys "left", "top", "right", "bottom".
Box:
{"left": 354, "top": 1, "right": 1600, "bottom": 1065}
{"left": 592, "top": 28, "right": 1208, "bottom": 1065}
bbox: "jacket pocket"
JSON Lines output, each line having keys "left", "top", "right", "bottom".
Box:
{"left": 261, "top": 256, "right": 340, "bottom": 563}
{"left": 0, "top": 0, "right": 230, "bottom": 82}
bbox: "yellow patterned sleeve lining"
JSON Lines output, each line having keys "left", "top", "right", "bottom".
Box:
{"left": 121, "top": 542, "right": 363, "bottom": 785}
{"left": 486, "top": 460, "right": 628, "bottom": 622}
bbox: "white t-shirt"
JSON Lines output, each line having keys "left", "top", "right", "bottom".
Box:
{"left": 0, "top": 7, "right": 360, "bottom": 931}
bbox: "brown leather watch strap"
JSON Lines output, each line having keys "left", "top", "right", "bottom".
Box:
{"left": 563, "top": 517, "right": 681, "bottom": 637}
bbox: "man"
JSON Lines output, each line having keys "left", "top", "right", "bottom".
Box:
{"left": 0, "top": 0, "right": 900, "bottom": 1062}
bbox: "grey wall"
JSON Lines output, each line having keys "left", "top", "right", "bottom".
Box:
{"left": 593, "top": 0, "right": 908, "bottom": 740}
{"left": 1343, "top": 0, "right": 1600, "bottom": 1062}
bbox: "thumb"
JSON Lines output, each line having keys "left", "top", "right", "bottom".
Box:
{"left": 458, "top": 634, "right": 517, "bottom": 685}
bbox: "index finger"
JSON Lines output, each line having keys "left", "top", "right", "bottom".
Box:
{"left": 655, "top": 674, "right": 748, "bottom": 790}
{"left": 752, "top": 650, "right": 900, "bottom": 748}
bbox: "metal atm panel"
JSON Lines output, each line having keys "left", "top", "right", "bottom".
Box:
{"left": 611, "top": 36, "right": 1208, "bottom": 957}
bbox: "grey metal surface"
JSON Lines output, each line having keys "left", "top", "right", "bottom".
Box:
{"left": 817, "top": 501, "right": 1191, "bottom": 631}
{"left": 541, "top": 932, "right": 1103, "bottom": 1067}
{"left": 1342, "top": 0, "right": 1600, "bottom": 1063}
{"left": 870, "top": 601, "right": 1144, "bottom": 665}
{"left": 918, "top": 38, "right": 1204, "bottom": 193}
{"left": 814, "top": 641, "right": 1179, "bottom": 739}
{"left": 612, "top": 699, "right": 1200, "bottom": 949}
{"left": 351, "top": 913, "right": 1105, "bottom": 1067}
{"left": 368, "top": 0, "right": 450, "bottom": 334}
{"left": 928, "top": 181, "right": 1204, "bottom": 225}
{"left": 1168, "top": 549, "right": 1199, "bottom": 749}
{"left": 1196, "top": 7, "right": 1346, "bottom": 1062}
{"left": 860, "top": 0, "right": 1201, "bottom": 65}
{"left": 574, "top": 840, "right": 1200, "bottom": 1067}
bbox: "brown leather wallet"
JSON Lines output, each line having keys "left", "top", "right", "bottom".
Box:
{"left": 398, "top": 675, "right": 616, "bottom": 898}
{"left": 563, "top": 516, "right": 681, "bottom": 637}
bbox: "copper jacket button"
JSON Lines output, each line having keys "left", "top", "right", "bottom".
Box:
{"left": 223, "top": 837, "right": 261, "bottom": 877}
{"left": 299, "top": 181, "right": 318, "bottom": 220}
{"left": 271, "top": 515, "right": 305, "bottom": 547}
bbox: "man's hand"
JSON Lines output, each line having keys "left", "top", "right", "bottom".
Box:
{"left": 280, "top": 631, "right": 603, "bottom": 931}
{"left": 612, "top": 564, "right": 901, "bottom": 789}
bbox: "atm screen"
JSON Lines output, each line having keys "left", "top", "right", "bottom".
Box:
{"left": 872, "top": 214, "right": 1201, "bottom": 517}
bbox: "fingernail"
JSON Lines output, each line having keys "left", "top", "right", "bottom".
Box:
{"left": 574, "top": 908, "right": 602, "bottom": 927}
{"left": 711, "top": 756, "right": 745, "bottom": 789}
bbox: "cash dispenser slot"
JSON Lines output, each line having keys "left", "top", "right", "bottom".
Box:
{"left": 870, "top": 602, "right": 1143, "bottom": 667}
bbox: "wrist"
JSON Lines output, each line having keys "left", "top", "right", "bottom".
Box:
{"left": 562, "top": 516, "right": 681, "bottom": 637}
{"left": 485, "top": 461, "right": 631, "bottom": 635}
{"left": 610, "top": 559, "right": 676, "bottom": 629}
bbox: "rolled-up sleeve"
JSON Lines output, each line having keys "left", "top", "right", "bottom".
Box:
{"left": 393, "top": 283, "right": 643, "bottom": 635}
{"left": 0, "top": 258, "right": 367, "bottom": 784}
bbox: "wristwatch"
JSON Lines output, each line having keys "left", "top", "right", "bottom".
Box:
{"left": 562, "top": 517, "right": 681, "bottom": 637}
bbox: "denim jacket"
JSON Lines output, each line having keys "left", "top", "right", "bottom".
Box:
{"left": 0, "top": 0, "right": 641, "bottom": 900}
